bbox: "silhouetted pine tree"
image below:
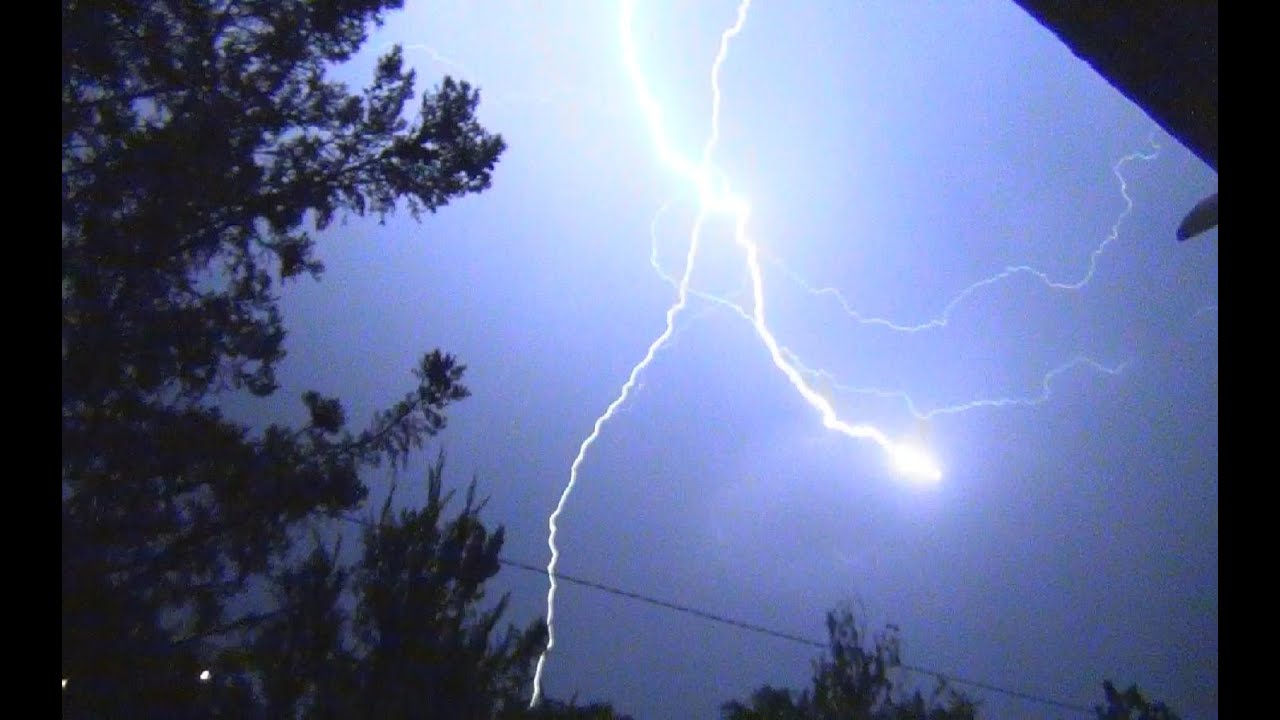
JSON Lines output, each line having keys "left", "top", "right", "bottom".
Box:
{"left": 62, "top": 0, "right": 503, "bottom": 713}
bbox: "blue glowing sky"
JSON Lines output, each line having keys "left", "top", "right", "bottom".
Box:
{"left": 248, "top": 1, "right": 1218, "bottom": 717}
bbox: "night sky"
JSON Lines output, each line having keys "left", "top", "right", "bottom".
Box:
{"left": 228, "top": 1, "right": 1218, "bottom": 717}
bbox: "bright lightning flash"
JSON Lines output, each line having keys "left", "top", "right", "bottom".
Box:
{"left": 531, "top": 0, "right": 938, "bottom": 706}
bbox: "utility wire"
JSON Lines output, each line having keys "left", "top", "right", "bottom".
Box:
{"left": 498, "top": 556, "right": 823, "bottom": 649}
{"left": 336, "top": 510, "right": 1091, "bottom": 715}
{"left": 496, "top": 556, "right": 1093, "bottom": 716}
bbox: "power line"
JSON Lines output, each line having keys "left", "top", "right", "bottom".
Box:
{"left": 499, "top": 556, "right": 823, "bottom": 649}
{"left": 334, "top": 513, "right": 1092, "bottom": 715}
{"left": 496, "top": 556, "right": 1094, "bottom": 716}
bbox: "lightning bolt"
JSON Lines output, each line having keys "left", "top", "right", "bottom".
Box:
{"left": 623, "top": 0, "right": 932, "bottom": 482}
{"left": 783, "top": 351, "right": 1131, "bottom": 421}
{"left": 756, "top": 134, "right": 1162, "bottom": 428}
{"left": 528, "top": 0, "right": 1198, "bottom": 702}
{"left": 533, "top": 0, "right": 942, "bottom": 705}
{"left": 649, "top": 126, "right": 1165, "bottom": 442}
{"left": 529, "top": 3, "right": 748, "bottom": 704}
{"left": 768, "top": 139, "right": 1161, "bottom": 334}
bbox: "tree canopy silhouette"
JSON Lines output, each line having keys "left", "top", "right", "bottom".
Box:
{"left": 1094, "top": 681, "right": 1182, "bottom": 720}
{"left": 720, "top": 606, "right": 979, "bottom": 720}
{"left": 65, "top": 452, "right": 633, "bottom": 718}
{"left": 62, "top": 0, "right": 504, "bottom": 713}
{"left": 241, "top": 454, "right": 550, "bottom": 720}
{"left": 720, "top": 605, "right": 1186, "bottom": 720}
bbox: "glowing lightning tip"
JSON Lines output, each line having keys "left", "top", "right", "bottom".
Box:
{"left": 890, "top": 441, "right": 943, "bottom": 484}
